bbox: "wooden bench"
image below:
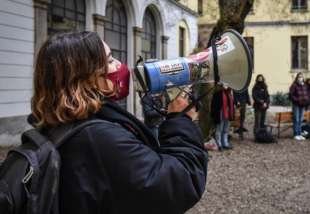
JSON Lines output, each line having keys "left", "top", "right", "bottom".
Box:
{"left": 269, "top": 111, "right": 310, "bottom": 138}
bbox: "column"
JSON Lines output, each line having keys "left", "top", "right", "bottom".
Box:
{"left": 161, "top": 35, "right": 169, "bottom": 59}
{"left": 93, "top": 14, "right": 106, "bottom": 39}
{"left": 33, "top": 0, "right": 49, "bottom": 56}
{"left": 133, "top": 26, "right": 144, "bottom": 118}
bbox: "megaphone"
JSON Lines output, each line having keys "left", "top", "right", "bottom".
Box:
{"left": 134, "top": 29, "right": 252, "bottom": 97}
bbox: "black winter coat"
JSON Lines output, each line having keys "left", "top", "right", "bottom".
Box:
{"left": 211, "top": 89, "right": 234, "bottom": 124}
{"left": 233, "top": 89, "right": 251, "bottom": 105}
{"left": 57, "top": 101, "right": 208, "bottom": 214}
{"left": 289, "top": 82, "right": 309, "bottom": 107}
{"left": 252, "top": 83, "right": 270, "bottom": 110}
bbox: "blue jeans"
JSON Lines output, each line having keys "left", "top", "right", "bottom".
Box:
{"left": 254, "top": 109, "right": 267, "bottom": 134}
{"left": 215, "top": 119, "right": 230, "bottom": 148}
{"left": 293, "top": 105, "right": 304, "bottom": 136}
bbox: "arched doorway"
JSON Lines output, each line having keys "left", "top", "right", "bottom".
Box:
{"left": 47, "top": 0, "right": 86, "bottom": 35}
{"left": 141, "top": 8, "right": 157, "bottom": 60}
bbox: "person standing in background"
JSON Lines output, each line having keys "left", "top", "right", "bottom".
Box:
{"left": 289, "top": 72, "right": 308, "bottom": 141}
{"left": 252, "top": 74, "right": 270, "bottom": 135}
{"left": 305, "top": 78, "right": 310, "bottom": 109}
{"left": 233, "top": 89, "right": 251, "bottom": 140}
{"left": 211, "top": 84, "right": 235, "bottom": 151}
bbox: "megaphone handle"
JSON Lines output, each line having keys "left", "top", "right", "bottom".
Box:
{"left": 211, "top": 38, "right": 220, "bottom": 83}
{"left": 141, "top": 93, "right": 167, "bottom": 117}
{"left": 177, "top": 86, "right": 214, "bottom": 117}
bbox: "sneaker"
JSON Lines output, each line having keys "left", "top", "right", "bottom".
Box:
{"left": 294, "top": 135, "right": 305, "bottom": 141}
{"left": 301, "top": 131, "right": 308, "bottom": 137}
{"left": 294, "top": 135, "right": 301, "bottom": 140}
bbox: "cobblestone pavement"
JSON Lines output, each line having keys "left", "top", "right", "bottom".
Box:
{"left": 188, "top": 135, "right": 310, "bottom": 214}
{"left": 1, "top": 135, "right": 310, "bottom": 214}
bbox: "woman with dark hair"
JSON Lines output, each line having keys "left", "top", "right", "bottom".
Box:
{"left": 289, "top": 72, "right": 308, "bottom": 140}
{"left": 252, "top": 74, "right": 270, "bottom": 135}
{"left": 30, "top": 31, "right": 208, "bottom": 214}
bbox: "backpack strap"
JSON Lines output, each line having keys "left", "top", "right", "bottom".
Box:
{"left": 25, "top": 100, "right": 160, "bottom": 149}
{"left": 22, "top": 129, "right": 50, "bottom": 148}
{"left": 47, "top": 119, "right": 106, "bottom": 148}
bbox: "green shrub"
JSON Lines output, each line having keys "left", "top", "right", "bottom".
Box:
{"left": 271, "top": 92, "right": 291, "bottom": 106}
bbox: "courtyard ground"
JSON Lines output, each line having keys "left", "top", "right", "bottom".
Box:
{"left": 188, "top": 133, "right": 310, "bottom": 214}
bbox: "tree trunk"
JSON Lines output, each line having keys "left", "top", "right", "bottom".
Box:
{"left": 198, "top": 0, "right": 254, "bottom": 140}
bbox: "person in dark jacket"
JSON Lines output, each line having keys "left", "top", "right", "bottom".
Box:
{"left": 252, "top": 74, "right": 270, "bottom": 135}
{"left": 30, "top": 31, "right": 208, "bottom": 214}
{"left": 289, "top": 72, "right": 308, "bottom": 140}
{"left": 211, "top": 84, "right": 234, "bottom": 150}
{"left": 233, "top": 89, "right": 251, "bottom": 140}
{"left": 141, "top": 93, "right": 164, "bottom": 138}
{"left": 305, "top": 78, "right": 310, "bottom": 109}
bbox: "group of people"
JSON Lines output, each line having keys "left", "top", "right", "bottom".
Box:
{"left": 209, "top": 74, "right": 269, "bottom": 150}
{"left": 209, "top": 72, "right": 310, "bottom": 151}
{"left": 142, "top": 71, "right": 310, "bottom": 153}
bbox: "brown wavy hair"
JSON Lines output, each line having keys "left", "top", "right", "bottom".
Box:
{"left": 32, "top": 31, "right": 114, "bottom": 127}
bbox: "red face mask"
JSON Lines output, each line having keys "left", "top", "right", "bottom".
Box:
{"left": 107, "top": 64, "right": 130, "bottom": 100}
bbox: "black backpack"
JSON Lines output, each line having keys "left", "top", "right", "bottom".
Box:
{"left": 0, "top": 101, "right": 158, "bottom": 214}
{"left": 254, "top": 128, "right": 277, "bottom": 144}
{"left": 0, "top": 119, "right": 105, "bottom": 214}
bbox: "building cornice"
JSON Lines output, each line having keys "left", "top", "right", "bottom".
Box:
{"left": 246, "top": 20, "right": 310, "bottom": 27}
{"left": 167, "top": 0, "right": 199, "bottom": 17}
{"left": 198, "top": 20, "right": 310, "bottom": 28}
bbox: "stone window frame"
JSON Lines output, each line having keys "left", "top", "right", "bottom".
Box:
{"left": 33, "top": 0, "right": 91, "bottom": 56}
{"left": 291, "top": 36, "right": 308, "bottom": 70}
{"left": 141, "top": 8, "right": 157, "bottom": 60}
{"left": 198, "top": 0, "right": 203, "bottom": 15}
{"left": 47, "top": 0, "right": 86, "bottom": 35}
{"left": 244, "top": 36, "right": 254, "bottom": 69}
{"left": 291, "top": 0, "right": 308, "bottom": 11}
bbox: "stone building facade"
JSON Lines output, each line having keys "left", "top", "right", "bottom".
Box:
{"left": 0, "top": 0, "right": 198, "bottom": 145}
{"left": 198, "top": 0, "right": 310, "bottom": 94}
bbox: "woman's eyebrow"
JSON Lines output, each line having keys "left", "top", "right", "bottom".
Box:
{"left": 107, "top": 52, "right": 112, "bottom": 58}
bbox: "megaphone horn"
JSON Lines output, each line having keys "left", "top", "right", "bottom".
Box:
{"left": 133, "top": 29, "right": 253, "bottom": 94}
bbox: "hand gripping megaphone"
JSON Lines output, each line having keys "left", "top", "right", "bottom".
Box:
{"left": 134, "top": 29, "right": 253, "bottom": 110}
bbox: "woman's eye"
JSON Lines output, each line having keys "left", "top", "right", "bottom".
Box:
{"left": 108, "top": 59, "right": 114, "bottom": 64}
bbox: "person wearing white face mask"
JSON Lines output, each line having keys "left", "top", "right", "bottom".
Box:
{"left": 289, "top": 72, "right": 309, "bottom": 140}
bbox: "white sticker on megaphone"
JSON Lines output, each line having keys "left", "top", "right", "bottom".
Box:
{"left": 186, "top": 36, "right": 235, "bottom": 64}
{"left": 211, "top": 36, "right": 235, "bottom": 56}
